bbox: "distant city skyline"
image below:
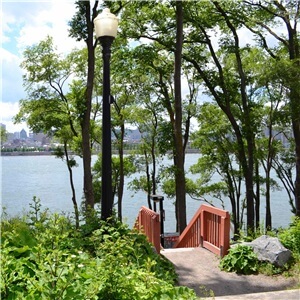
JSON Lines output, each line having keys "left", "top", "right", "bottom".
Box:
{"left": 10, "top": 125, "right": 30, "bottom": 135}
{"left": 1, "top": 122, "right": 29, "bottom": 135}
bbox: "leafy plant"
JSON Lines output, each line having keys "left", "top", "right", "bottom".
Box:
{"left": 278, "top": 217, "right": 300, "bottom": 258}
{"left": 219, "top": 245, "right": 259, "bottom": 274}
{"left": 27, "top": 196, "right": 49, "bottom": 225}
{"left": 1, "top": 199, "right": 198, "bottom": 299}
{"left": 258, "top": 261, "right": 288, "bottom": 276}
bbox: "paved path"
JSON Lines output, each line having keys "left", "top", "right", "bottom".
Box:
{"left": 161, "top": 247, "right": 299, "bottom": 299}
{"left": 210, "top": 289, "right": 300, "bottom": 299}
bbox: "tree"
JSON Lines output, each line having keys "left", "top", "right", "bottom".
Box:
{"left": 69, "top": 0, "right": 100, "bottom": 210}
{"left": 251, "top": 52, "right": 292, "bottom": 230}
{"left": 105, "top": 0, "right": 299, "bottom": 234}
{"left": 112, "top": 42, "right": 172, "bottom": 213}
{"left": 14, "top": 38, "right": 84, "bottom": 226}
{"left": 54, "top": 142, "right": 80, "bottom": 229}
{"left": 242, "top": 0, "right": 300, "bottom": 216}
{"left": 92, "top": 154, "right": 136, "bottom": 216}
{"left": 129, "top": 99, "right": 164, "bottom": 211}
{"left": 110, "top": 42, "right": 147, "bottom": 220}
{"left": 0, "top": 127, "right": 7, "bottom": 145}
{"left": 191, "top": 103, "right": 245, "bottom": 237}
{"left": 106, "top": 1, "right": 186, "bottom": 232}
{"left": 273, "top": 140, "right": 297, "bottom": 214}
{"left": 173, "top": 0, "right": 187, "bottom": 233}
{"left": 179, "top": 1, "right": 260, "bottom": 232}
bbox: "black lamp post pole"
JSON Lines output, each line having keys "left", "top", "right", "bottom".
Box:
{"left": 159, "top": 197, "right": 165, "bottom": 247}
{"left": 151, "top": 194, "right": 165, "bottom": 247}
{"left": 100, "top": 36, "right": 114, "bottom": 221}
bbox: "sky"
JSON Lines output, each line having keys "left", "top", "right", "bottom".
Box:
{"left": 1, "top": 0, "right": 81, "bottom": 133}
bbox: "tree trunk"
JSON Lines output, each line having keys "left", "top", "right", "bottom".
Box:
{"left": 117, "top": 124, "right": 125, "bottom": 221}
{"left": 174, "top": 1, "right": 187, "bottom": 233}
{"left": 255, "top": 160, "right": 260, "bottom": 229}
{"left": 145, "top": 150, "right": 152, "bottom": 210}
{"left": 82, "top": 1, "right": 96, "bottom": 210}
{"left": 294, "top": 122, "right": 300, "bottom": 217}
{"left": 64, "top": 142, "right": 79, "bottom": 229}
{"left": 289, "top": 48, "right": 300, "bottom": 217}
{"left": 265, "top": 128, "right": 274, "bottom": 231}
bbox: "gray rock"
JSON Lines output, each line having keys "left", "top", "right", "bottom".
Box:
{"left": 244, "top": 235, "right": 291, "bottom": 267}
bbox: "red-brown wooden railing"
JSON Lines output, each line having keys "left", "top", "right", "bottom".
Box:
{"left": 173, "top": 204, "right": 230, "bottom": 257}
{"left": 200, "top": 205, "right": 230, "bottom": 257}
{"left": 172, "top": 205, "right": 202, "bottom": 249}
{"left": 134, "top": 206, "right": 161, "bottom": 254}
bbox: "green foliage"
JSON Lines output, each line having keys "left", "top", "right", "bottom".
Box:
{"left": 278, "top": 217, "right": 300, "bottom": 259}
{"left": 0, "top": 126, "right": 7, "bottom": 144}
{"left": 219, "top": 245, "right": 259, "bottom": 274}
{"left": 258, "top": 261, "right": 288, "bottom": 276}
{"left": 88, "top": 222, "right": 186, "bottom": 299}
{"left": 229, "top": 218, "right": 300, "bottom": 277}
{"left": 27, "top": 196, "right": 49, "bottom": 226}
{"left": 1, "top": 200, "right": 197, "bottom": 299}
{"left": 92, "top": 154, "right": 137, "bottom": 203}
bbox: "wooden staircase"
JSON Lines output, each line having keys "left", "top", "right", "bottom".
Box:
{"left": 135, "top": 204, "right": 230, "bottom": 257}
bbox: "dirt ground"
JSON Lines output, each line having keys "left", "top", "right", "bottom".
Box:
{"left": 161, "top": 247, "right": 299, "bottom": 298}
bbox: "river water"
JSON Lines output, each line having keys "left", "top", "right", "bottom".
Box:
{"left": 1, "top": 154, "right": 294, "bottom": 232}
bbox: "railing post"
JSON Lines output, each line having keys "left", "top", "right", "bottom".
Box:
{"left": 220, "top": 212, "right": 230, "bottom": 257}
{"left": 134, "top": 206, "right": 161, "bottom": 254}
{"left": 200, "top": 209, "right": 205, "bottom": 248}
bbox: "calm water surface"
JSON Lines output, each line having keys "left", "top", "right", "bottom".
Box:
{"left": 1, "top": 154, "right": 293, "bottom": 231}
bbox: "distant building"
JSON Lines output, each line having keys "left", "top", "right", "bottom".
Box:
{"left": 14, "top": 132, "right": 20, "bottom": 139}
{"left": 20, "top": 129, "right": 28, "bottom": 140}
{"left": 32, "top": 132, "right": 45, "bottom": 143}
{"left": 31, "top": 131, "right": 51, "bottom": 146}
{"left": 7, "top": 133, "right": 14, "bottom": 141}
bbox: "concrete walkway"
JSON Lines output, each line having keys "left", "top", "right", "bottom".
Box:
{"left": 209, "top": 289, "right": 300, "bottom": 299}
{"left": 161, "top": 247, "right": 299, "bottom": 299}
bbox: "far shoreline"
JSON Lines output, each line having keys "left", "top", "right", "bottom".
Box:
{"left": 0, "top": 151, "right": 55, "bottom": 156}
{"left": 1, "top": 149, "right": 200, "bottom": 157}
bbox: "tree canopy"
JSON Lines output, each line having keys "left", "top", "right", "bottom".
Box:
{"left": 15, "top": 0, "right": 300, "bottom": 235}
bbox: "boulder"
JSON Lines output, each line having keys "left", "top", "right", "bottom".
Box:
{"left": 244, "top": 235, "right": 291, "bottom": 267}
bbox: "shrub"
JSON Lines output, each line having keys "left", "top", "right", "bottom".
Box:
{"left": 1, "top": 207, "right": 197, "bottom": 299}
{"left": 219, "top": 244, "right": 259, "bottom": 274}
{"left": 90, "top": 220, "right": 177, "bottom": 284}
{"left": 278, "top": 217, "right": 300, "bottom": 258}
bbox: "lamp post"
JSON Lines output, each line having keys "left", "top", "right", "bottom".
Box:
{"left": 94, "top": 8, "right": 119, "bottom": 221}
{"left": 150, "top": 194, "right": 165, "bottom": 247}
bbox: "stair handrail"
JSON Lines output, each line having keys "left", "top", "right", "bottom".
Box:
{"left": 173, "top": 205, "right": 202, "bottom": 248}
{"left": 134, "top": 206, "right": 161, "bottom": 253}
{"left": 173, "top": 204, "right": 230, "bottom": 257}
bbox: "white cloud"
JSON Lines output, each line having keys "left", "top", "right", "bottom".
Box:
{"left": 1, "top": 48, "right": 25, "bottom": 103}
{"left": 1, "top": 8, "right": 16, "bottom": 44}
{"left": 0, "top": 102, "right": 20, "bottom": 121}
{"left": 0, "top": 102, "right": 28, "bottom": 133}
{"left": 1, "top": 1, "right": 83, "bottom": 133}
{"left": 16, "top": 1, "right": 80, "bottom": 55}
{"left": 1, "top": 47, "right": 19, "bottom": 63}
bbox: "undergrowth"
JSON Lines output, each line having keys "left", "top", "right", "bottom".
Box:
{"left": 1, "top": 198, "right": 198, "bottom": 299}
{"left": 220, "top": 217, "right": 300, "bottom": 280}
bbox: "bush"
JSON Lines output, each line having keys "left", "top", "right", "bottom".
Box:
{"left": 219, "top": 244, "right": 259, "bottom": 275}
{"left": 1, "top": 206, "right": 197, "bottom": 299}
{"left": 278, "top": 217, "right": 300, "bottom": 258}
{"left": 219, "top": 218, "right": 300, "bottom": 278}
